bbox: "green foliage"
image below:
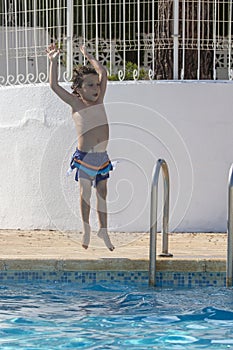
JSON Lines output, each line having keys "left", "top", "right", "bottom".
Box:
{"left": 108, "top": 62, "right": 149, "bottom": 81}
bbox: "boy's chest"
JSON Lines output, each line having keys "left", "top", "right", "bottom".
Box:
{"left": 72, "top": 105, "right": 108, "bottom": 130}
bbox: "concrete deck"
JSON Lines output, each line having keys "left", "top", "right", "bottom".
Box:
{"left": 0, "top": 230, "right": 227, "bottom": 272}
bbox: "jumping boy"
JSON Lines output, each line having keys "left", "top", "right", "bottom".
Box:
{"left": 47, "top": 44, "right": 114, "bottom": 251}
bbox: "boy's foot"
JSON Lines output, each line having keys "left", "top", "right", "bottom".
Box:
{"left": 97, "top": 229, "right": 115, "bottom": 251}
{"left": 82, "top": 231, "right": 90, "bottom": 249}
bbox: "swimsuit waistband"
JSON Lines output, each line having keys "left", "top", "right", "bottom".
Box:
{"left": 76, "top": 148, "right": 107, "bottom": 154}
{"left": 73, "top": 158, "right": 110, "bottom": 171}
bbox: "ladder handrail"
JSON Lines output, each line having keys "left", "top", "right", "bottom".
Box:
{"left": 149, "top": 159, "right": 173, "bottom": 287}
{"left": 227, "top": 164, "right": 233, "bottom": 287}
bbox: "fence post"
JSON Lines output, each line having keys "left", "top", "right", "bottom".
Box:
{"left": 228, "top": 2, "right": 232, "bottom": 80}
{"left": 66, "top": 0, "right": 73, "bottom": 81}
{"left": 173, "top": 0, "right": 179, "bottom": 80}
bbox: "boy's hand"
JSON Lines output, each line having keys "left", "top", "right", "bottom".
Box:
{"left": 46, "top": 43, "right": 60, "bottom": 61}
{"left": 80, "top": 45, "right": 89, "bottom": 57}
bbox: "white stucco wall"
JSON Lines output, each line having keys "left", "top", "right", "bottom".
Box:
{"left": 0, "top": 81, "right": 233, "bottom": 232}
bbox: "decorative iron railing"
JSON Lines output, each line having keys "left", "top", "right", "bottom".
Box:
{"left": 0, "top": 0, "right": 233, "bottom": 86}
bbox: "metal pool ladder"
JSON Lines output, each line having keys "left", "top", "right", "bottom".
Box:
{"left": 149, "top": 159, "right": 173, "bottom": 286}
{"left": 227, "top": 163, "right": 233, "bottom": 287}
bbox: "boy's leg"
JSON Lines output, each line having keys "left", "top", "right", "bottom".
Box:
{"left": 79, "top": 177, "right": 92, "bottom": 249}
{"left": 96, "top": 179, "right": 114, "bottom": 251}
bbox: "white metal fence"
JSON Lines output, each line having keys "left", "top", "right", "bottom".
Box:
{"left": 0, "top": 0, "right": 233, "bottom": 86}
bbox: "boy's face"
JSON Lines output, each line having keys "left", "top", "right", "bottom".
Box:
{"left": 77, "top": 74, "right": 100, "bottom": 102}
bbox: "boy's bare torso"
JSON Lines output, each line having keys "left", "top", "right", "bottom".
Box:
{"left": 72, "top": 102, "right": 109, "bottom": 153}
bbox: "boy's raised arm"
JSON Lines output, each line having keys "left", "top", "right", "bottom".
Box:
{"left": 47, "top": 44, "right": 75, "bottom": 107}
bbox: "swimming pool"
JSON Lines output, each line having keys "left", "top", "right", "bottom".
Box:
{"left": 0, "top": 281, "right": 232, "bottom": 349}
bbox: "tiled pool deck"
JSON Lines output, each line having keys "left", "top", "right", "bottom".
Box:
{"left": 0, "top": 230, "right": 228, "bottom": 287}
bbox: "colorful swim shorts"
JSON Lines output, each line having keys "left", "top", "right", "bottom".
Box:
{"left": 68, "top": 148, "right": 113, "bottom": 187}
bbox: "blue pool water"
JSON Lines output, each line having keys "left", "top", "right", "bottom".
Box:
{"left": 0, "top": 282, "right": 233, "bottom": 349}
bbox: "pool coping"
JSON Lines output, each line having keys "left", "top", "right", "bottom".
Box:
{"left": 0, "top": 257, "right": 226, "bottom": 273}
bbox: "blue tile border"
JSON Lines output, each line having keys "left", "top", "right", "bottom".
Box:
{"left": 155, "top": 271, "right": 226, "bottom": 288}
{"left": 0, "top": 270, "right": 227, "bottom": 287}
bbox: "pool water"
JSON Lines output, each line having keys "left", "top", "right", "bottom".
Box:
{"left": 0, "top": 282, "right": 233, "bottom": 349}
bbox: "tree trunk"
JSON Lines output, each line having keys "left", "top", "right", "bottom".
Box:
{"left": 154, "top": 0, "right": 213, "bottom": 80}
